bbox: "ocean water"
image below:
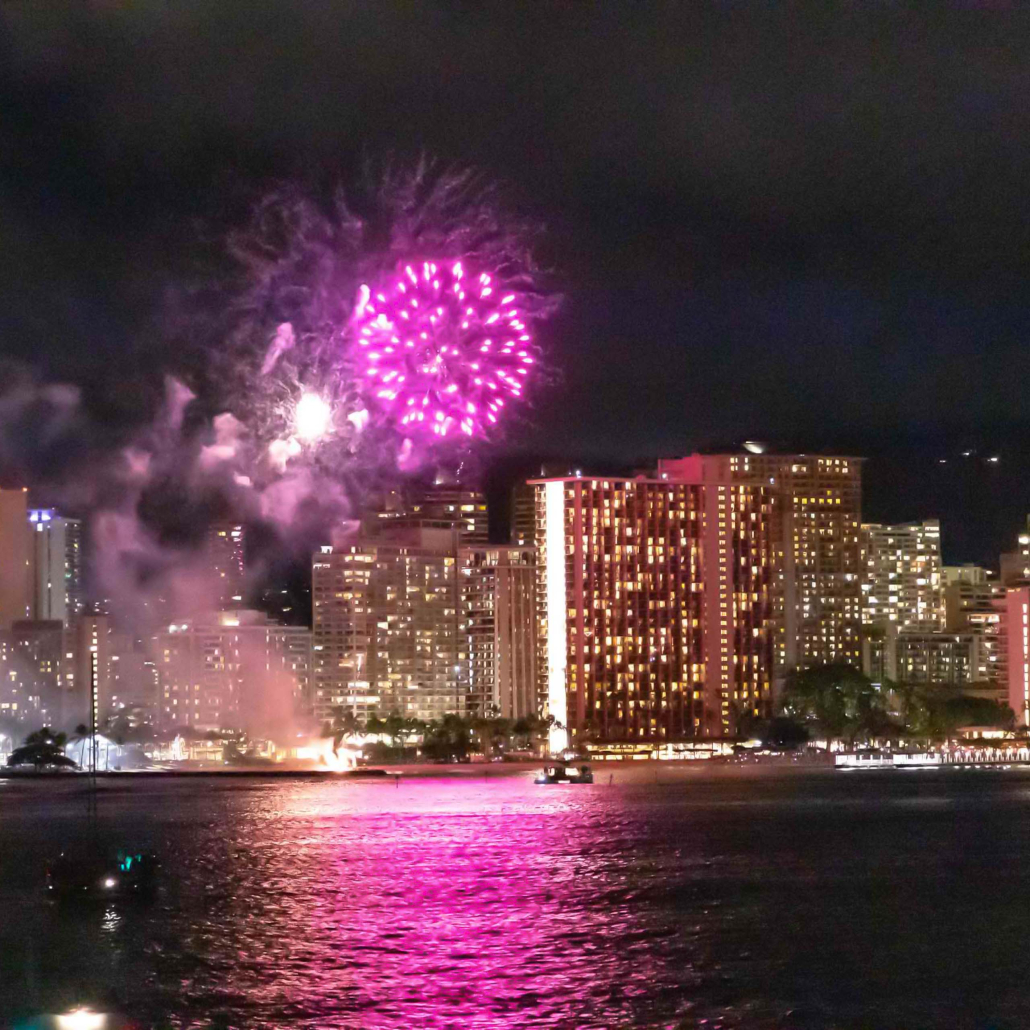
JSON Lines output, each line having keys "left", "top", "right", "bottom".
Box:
{"left": 2, "top": 767, "right": 1030, "bottom": 1029}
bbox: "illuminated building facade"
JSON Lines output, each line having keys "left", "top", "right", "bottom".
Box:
{"left": 205, "top": 522, "right": 246, "bottom": 608}
{"left": 73, "top": 613, "right": 112, "bottom": 725}
{"left": 28, "top": 509, "right": 82, "bottom": 626}
{"left": 409, "top": 486, "right": 489, "bottom": 544}
{"left": 1000, "top": 517, "right": 1030, "bottom": 587}
{"left": 0, "top": 488, "right": 32, "bottom": 630}
{"left": 1006, "top": 587, "right": 1030, "bottom": 726}
{"left": 864, "top": 562, "right": 1000, "bottom": 687}
{"left": 370, "top": 485, "right": 489, "bottom": 545}
{"left": 0, "top": 620, "right": 64, "bottom": 727}
{"left": 511, "top": 483, "right": 536, "bottom": 546}
{"left": 992, "top": 523, "right": 1030, "bottom": 714}
{"left": 941, "top": 564, "right": 1003, "bottom": 686}
{"left": 894, "top": 631, "right": 983, "bottom": 686}
{"left": 532, "top": 472, "right": 774, "bottom": 752}
{"left": 944, "top": 565, "right": 1003, "bottom": 629}
{"left": 658, "top": 453, "right": 863, "bottom": 676}
{"left": 460, "top": 545, "right": 537, "bottom": 719}
{"left": 861, "top": 520, "right": 944, "bottom": 631}
{"left": 312, "top": 529, "right": 462, "bottom": 724}
{"left": 108, "top": 632, "right": 160, "bottom": 722}
{"left": 155, "top": 610, "right": 311, "bottom": 733}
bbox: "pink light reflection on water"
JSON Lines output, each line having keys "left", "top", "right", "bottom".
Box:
{"left": 1, "top": 773, "right": 711, "bottom": 1029}
{"left": 161, "top": 774, "right": 698, "bottom": 1027}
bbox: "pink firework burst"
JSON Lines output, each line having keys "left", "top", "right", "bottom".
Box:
{"left": 352, "top": 259, "right": 536, "bottom": 438}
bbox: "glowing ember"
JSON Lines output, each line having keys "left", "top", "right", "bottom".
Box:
{"left": 352, "top": 259, "right": 537, "bottom": 438}
{"left": 294, "top": 392, "right": 333, "bottom": 442}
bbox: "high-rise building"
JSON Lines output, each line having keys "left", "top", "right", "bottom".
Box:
{"left": 991, "top": 521, "right": 1030, "bottom": 717}
{"left": 412, "top": 486, "right": 489, "bottom": 544}
{"left": 311, "top": 529, "right": 462, "bottom": 725}
{"left": 532, "top": 470, "right": 774, "bottom": 752}
{"left": 860, "top": 520, "right": 944, "bottom": 631}
{"left": 943, "top": 565, "right": 1002, "bottom": 629}
{"left": 371, "top": 485, "right": 490, "bottom": 544}
{"left": 312, "top": 544, "right": 376, "bottom": 723}
{"left": 155, "top": 609, "right": 311, "bottom": 733}
{"left": 65, "top": 613, "right": 113, "bottom": 729}
{"left": 511, "top": 483, "right": 536, "bottom": 546}
{"left": 28, "top": 508, "right": 82, "bottom": 626}
{"left": 658, "top": 453, "right": 863, "bottom": 676}
{"left": 940, "top": 564, "right": 1003, "bottom": 685}
{"left": 205, "top": 522, "right": 246, "bottom": 608}
{"left": 863, "top": 563, "right": 1002, "bottom": 687}
{"left": 1000, "top": 517, "right": 1030, "bottom": 587}
{"left": 108, "top": 632, "right": 161, "bottom": 723}
{"left": 866, "top": 629, "right": 984, "bottom": 686}
{"left": 0, "top": 488, "right": 32, "bottom": 630}
{"left": 460, "top": 545, "right": 537, "bottom": 720}
{"left": 0, "top": 620, "right": 65, "bottom": 728}
{"left": 1005, "top": 587, "right": 1030, "bottom": 726}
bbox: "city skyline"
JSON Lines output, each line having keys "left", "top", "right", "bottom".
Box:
{"left": 6, "top": 7, "right": 1030, "bottom": 1027}
{"left": 4, "top": 450, "right": 1030, "bottom": 738}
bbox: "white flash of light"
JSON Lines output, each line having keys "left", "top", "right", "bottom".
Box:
{"left": 294, "top": 393, "right": 332, "bottom": 442}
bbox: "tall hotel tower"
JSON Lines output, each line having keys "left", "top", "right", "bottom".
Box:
{"left": 659, "top": 453, "right": 863, "bottom": 677}
{"left": 532, "top": 469, "right": 774, "bottom": 752}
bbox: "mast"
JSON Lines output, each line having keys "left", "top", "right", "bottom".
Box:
{"left": 89, "top": 643, "right": 98, "bottom": 825}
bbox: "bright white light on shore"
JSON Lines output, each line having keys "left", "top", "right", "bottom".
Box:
{"left": 294, "top": 738, "right": 356, "bottom": 771}
{"left": 295, "top": 392, "right": 332, "bottom": 442}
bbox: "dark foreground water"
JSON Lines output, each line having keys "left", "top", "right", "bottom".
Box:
{"left": 3, "top": 768, "right": 1030, "bottom": 1029}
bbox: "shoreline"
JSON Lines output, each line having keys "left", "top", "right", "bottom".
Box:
{"left": 6, "top": 755, "right": 1030, "bottom": 782}
{"left": 0, "top": 755, "right": 863, "bottom": 783}
{"left": 0, "top": 757, "right": 833, "bottom": 781}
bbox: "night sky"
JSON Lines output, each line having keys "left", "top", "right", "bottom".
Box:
{"left": 2, "top": 2, "right": 1030, "bottom": 564}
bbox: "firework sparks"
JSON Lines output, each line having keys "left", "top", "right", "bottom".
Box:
{"left": 351, "top": 259, "right": 536, "bottom": 439}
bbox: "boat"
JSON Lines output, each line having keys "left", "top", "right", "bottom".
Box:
{"left": 535, "top": 761, "right": 594, "bottom": 784}
{"left": 44, "top": 661, "right": 160, "bottom": 902}
{"left": 46, "top": 846, "right": 159, "bottom": 901}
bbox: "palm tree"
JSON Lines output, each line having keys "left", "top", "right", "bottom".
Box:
{"left": 8, "top": 728, "right": 76, "bottom": 770}
{"left": 383, "top": 711, "right": 407, "bottom": 750}
{"left": 324, "top": 706, "right": 363, "bottom": 748}
{"left": 24, "top": 727, "right": 68, "bottom": 749}
{"left": 489, "top": 717, "right": 512, "bottom": 756}
{"left": 470, "top": 714, "right": 492, "bottom": 756}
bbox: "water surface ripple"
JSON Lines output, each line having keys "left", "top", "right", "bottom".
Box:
{"left": 3, "top": 769, "right": 1030, "bottom": 1028}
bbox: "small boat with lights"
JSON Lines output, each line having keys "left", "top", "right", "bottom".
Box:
{"left": 535, "top": 760, "right": 594, "bottom": 784}
{"left": 46, "top": 847, "right": 159, "bottom": 901}
{"left": 43, "top": 660, "right": 161, "bottom": 903}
